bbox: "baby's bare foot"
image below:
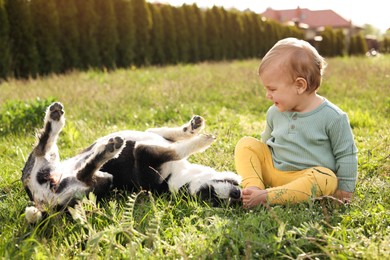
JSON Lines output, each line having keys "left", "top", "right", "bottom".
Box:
{"left": 242, "top": 187, "right": 268, "bottom": 208}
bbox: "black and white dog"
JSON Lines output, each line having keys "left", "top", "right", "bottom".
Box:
{"left": 22, "top": 102, "right": 241, "bottom": 223}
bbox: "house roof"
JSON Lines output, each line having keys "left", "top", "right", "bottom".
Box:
{"left": 261, "top": 7, "right": 352, "bottom": 29}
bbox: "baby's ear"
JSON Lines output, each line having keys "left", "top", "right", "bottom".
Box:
{"left": 295, "top": 77, "right": 308, "bottom": 94}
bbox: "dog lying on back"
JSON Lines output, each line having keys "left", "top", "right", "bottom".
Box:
{"left": 22, "top": 102, "right": 242, "bottom": 223}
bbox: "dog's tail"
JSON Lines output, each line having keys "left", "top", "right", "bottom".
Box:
{"left": 25, "top": 206, "right": 43, "bottom": 223}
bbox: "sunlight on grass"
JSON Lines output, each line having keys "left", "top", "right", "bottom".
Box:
{"left": 0, "top": 57, "right": 389, "bottom": 258}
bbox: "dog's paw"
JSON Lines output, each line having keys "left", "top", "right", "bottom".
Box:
{"left": 195, "top": 134, "right": 215, "bottom": 149}
{"left": 105, "top": 136, "right": 125, "bottom": 154}
{"left": 200, "top": 133, "right": 215, "bottom": 142}
{"left": 183, "top": 115, "right": 204, "bottom": 134}
{"left": 25, "top": 206, "right": 43, "bottom": 224}
{"left": 48, "top": 102, "right": 64, "bottom": 121}
{"left": 44, "top": 102, "right": 65, "bottom": 133}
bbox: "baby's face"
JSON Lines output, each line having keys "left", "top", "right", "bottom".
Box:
{"left": 260, "top": 66, "right": 299, "bottom": 112}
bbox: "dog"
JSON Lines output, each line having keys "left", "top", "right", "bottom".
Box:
{"left": 22, "top": 102, "right": 242, "bottom": 223}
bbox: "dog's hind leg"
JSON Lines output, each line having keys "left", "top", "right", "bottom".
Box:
{"left": 173, "top": 133, "right": 215, "bottom": 158}
{"left": 33, "top": 102, "right": 65, "bottom": 157}
{"left": 146, "top": 115, "right": 205, "bottom": 142}
{"left": 136, "top": 133, "right": 215, "bottom": 164}
{"left": 76, "top": 136, "right": 125, "bottom": 185}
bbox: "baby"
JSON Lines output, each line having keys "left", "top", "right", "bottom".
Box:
{"left": 235, "top": 38, "right": 358, "bottom": 208}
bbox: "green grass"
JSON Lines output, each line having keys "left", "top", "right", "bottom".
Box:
{"left": 0, "top": 57, "right": 389, "bottom": 259}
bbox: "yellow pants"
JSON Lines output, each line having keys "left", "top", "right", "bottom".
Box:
{"left": 235, "top": 136, "right": 338, "bottom": 204}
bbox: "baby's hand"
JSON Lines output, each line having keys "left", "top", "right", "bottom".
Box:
{"left": 333, "top": 189, "right": 353, "bottom": 204}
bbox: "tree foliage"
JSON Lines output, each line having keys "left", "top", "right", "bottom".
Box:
{"left": 380, "top": 37, "right": 390, "bottom": 53}
{"left": 76, "top": 0, "right": 100, "bottom": 69}
{"left": 5, "top": 0, "right": 39, "bottom": 78}
{"left": 160, "top": 4, "right": 177, "bottom": 64}
{"left": 55, "top": 0, "right": 80, "bottom": 72}
{"left": 132, "top": 0, "right": 152, "bottom": 65}
{"left": 95, "top": 0, "right": 118, "bottom": 70}
{"left": 0, "top": 0, "right": 11, "bottom": 79}
{"left": 148, "top": 3, "right": 165, "bottom": 65}
{"left": 114, "top": 0, "right": 135, "bottom": 68}
{"left": 349, "top": 33, "right": 368, "bottom": 56}
{"left": 30, "top": 0, "right": 62, "bottom": 74}
{"left": 0, "top": 0, "right": 378, "bottom": 80}
{"left": 319, "top": 27, "right": 348, "bottom": 57}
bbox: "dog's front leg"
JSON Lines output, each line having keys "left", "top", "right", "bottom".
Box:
{"left": 33, "top": 102, "right": 65, "bottom": 157}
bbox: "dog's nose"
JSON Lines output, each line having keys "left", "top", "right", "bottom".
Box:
{"left": 230, "top": 188, "right": 241, "bottom": 199}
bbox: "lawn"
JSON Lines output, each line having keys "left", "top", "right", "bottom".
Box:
{"left": 0, "top": 56, "right": 389, "bottom": 259}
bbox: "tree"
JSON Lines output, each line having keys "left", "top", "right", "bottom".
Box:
{"left": 173, "top": 6, "right": 190, "bottom": 63}
{"left": 226, "top": 11, "right": 243, "bottom": 59}
{"left": 0, "top": 0, "right": 11, "bottom": 79}
{"left": 349, "top": 33, "right": 368, "bottom": 56}
{"left": 335, "top": 29, "right": 345, "bottom": 57}
{"left": 114, "top": 0, "right": 135, "bottom": 68}
{"left": 256, "top": 16, "right": 268, "bottom": 57}
{"left": 132, "top": 0, "right": 152, "bottom": 65}
{"left": 263, "top": 21, "right": 281, "bottom": 54}
{"left": 246, "top": 12, "right": 262, "bottom": 58}
{"left": 160, "top": 4, "right": 177, "bottom": 64}
{"left": 95, "top": 0, "right": 118, "bottom": 70}
{"left": 319, "top": 27, "right": 335, "bottom": 57}
{"left": 241, "top": 12, "right": 254, "bottom": 58}
{"left": 204, "top": 7, "right": 220, "bottom": 60}
{"left": 76, "top": 0, "right": 100, "bottom": 69}
{"left": 380, "top": 37, "right": 390, "bottom": 53}
{"left": 182, "top": 4, "right": 200, "bottom": 62}
{"left": 5, "top": 0, "right": 39, "bottom": 78}
{"left": 209, "top": 6, "right": 224, "bottom": 60}
{"left": 55, "top": 0, "right": 81, "bottom": 71}
{"left": 218, "top": 8, "right": 229, "bottom": 60}
{"left": 148, "top": 3, "right": 165, "bottom": 65}
{"left": 30, "top": 0, "right": 63, "bottom": 75}
{"left": 192, "top": 4, "right": 206, "bottom": 61}
{"left": 355, "top": 33, "right": 368, "bottom": 55}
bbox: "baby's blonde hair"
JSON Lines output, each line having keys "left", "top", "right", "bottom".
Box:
{"left": 258, "top": 38, "right": 327, "bottom": 93}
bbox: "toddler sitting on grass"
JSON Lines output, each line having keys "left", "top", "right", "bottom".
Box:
{"left": 235, "top": 38, "right": 358, "bottom": 208}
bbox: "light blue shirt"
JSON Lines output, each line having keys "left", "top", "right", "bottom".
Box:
{"left": 262, "top": 99, "right": 358, "bottom": 192}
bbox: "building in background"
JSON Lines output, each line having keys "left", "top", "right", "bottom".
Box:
{"left": 261, "top": 7, "right": 362, "bottom": 42}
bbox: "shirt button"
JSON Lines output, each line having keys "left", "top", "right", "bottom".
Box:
{"left": 292, "top": 115, "right": 298, "bottom": 120}
{"left": 291, "top": 124, "right": 295, "bottom": 129}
